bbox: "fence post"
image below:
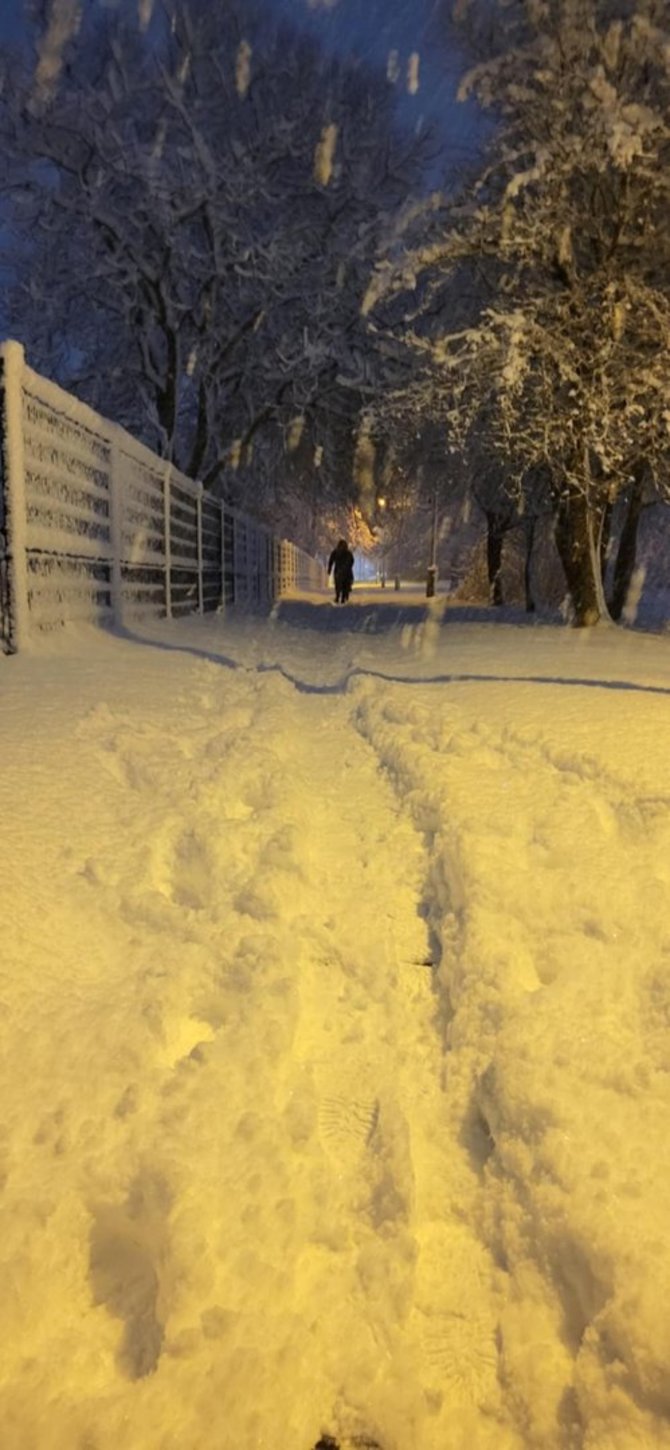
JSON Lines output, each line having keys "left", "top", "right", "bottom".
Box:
{"left": 232, "top": 514, "right": 239, "bottom": 603}
{"left": 247, "top": 524, "right": 255, "bottom": 603}
{"left": 196, "top": 483, "right": 204, "bottom": 615}
{"left": 0, "top": 341, "right": 30, "bottom": 652}
{"left": 163, "top": 462, "right": 172, "bottom": 619}
{"left": 108, "top": 436, "right": 123, "bottom": 628}
{"left": 230, "top": 512, "right": 237, "bottom": 605}
{"left": 220, "top": 500, "right": 226, "bottom": 610}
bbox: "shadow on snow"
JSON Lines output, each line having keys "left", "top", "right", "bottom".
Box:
{"left": 271, "top": 596, "right": 539, "bottom": 633}
{"left": 111, "top": 606, "right": 670, "bottom": 700}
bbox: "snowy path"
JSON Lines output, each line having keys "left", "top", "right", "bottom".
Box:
{"left": 1, "top": 620, "right": 507, "bottom": 1450}
{"left": 2, "top": 594, "right": 670, "bottom": 1450}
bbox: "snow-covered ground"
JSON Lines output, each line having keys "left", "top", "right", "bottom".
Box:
{"left": 2, "top": 588, "right": 670, "bottom": 1450}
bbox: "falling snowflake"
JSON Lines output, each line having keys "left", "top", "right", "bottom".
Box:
{"left": 387, "top": 50, "right": 400, "bottom": 84}
{"left": 288, "top": 416, "right": 306, "bottom": 451}
{"left": 138, "top": 0, "right": 154, "bottom": 32}
{"left": 32, "top": 0, "right": 81, "bottom": 107}
{"left": 314, "top": 124, "right": 338, "bottom": 186}
{"left": 407, "top": 52, "right": 421, "bottom": 96}
{"left": 236, "top": 40, "right": 252, "bottom": 99}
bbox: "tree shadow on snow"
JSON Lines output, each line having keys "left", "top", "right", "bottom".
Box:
{"left": 110, "top": 615, "right": 670, "bottom": 700}
{"left": 271, "top": 597, "right": 538, "bottom": 634}
{"left": 112, "top": 622, "right": 243, "bottom": 674}
{"left": 256, "top": 662, "right": 670, "bottom": 699}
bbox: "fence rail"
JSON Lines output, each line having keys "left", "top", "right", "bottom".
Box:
{"left": 0, "top": 340, "right": 326, "bottom": 652}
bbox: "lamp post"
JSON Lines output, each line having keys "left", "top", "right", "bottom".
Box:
{"left": 426, "top": 491, "right": 439, "bottom": 598}
{"left": 376, "top": 495, "right": 387, "bottom": 587}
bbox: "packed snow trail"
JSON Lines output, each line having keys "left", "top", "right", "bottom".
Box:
{"left": 1, "top": 593, "right": 670, "bottom": 1449}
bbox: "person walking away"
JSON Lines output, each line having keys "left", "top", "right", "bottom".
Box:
{"left": 327, "top": 539, "right": 355, "bottom": 604}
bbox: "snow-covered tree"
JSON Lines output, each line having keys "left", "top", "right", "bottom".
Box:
{"left": 1, "top": 0, "right": 428, "bottom": 506}
{"left": 365, "top": 0, "right": 670, "bottom": 623}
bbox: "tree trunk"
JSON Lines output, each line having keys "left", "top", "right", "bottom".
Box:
{"left": 186, "top": 377, "right": 210, "bottom": 481}
{"left": 486, "top": 511, "right": 506, "bottom": 606}
{"left": 609, "top": 472, "right": 645, "bottom": 622}
{"left": 156, "top": 328, "right": 179, "bottom": 459}
{"left": 599, "top": 497, "right": 613, "bottom": 585}
{"left": 523, "top": 516, "right": 536, "bottom": 613}
{"left": 554, "top": 488, "right": 602, "bottom": 625}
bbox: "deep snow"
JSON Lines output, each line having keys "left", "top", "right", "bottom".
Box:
{"left": 1, "top": 589, "right": 670, "bottom": 1450}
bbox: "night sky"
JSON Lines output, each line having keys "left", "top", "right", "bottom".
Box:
{"left": 291, "top": 0, "right": 482, "bottom": 158}
{"left": 0, "top": 0, "right": 483, "bottom": 158}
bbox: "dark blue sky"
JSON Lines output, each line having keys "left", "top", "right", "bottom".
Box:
{"left": 0, "top": 3, "right": 18, "bottom": 39}
{"left": 270, "top": 0, "right": 482, "bottom": 159}
{"left": 0, "top": 0, "right": 483, "bottom": 161}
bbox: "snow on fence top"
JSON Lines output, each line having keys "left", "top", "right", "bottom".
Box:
{"left": 0, "top": 341, "right": 325, "bottom": 650}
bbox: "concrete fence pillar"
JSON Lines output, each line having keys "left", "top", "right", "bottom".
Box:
{"left": 196, "top": 484, "right": 204, "bottom": 615}
{"left": 108, "top": 437, "right": 124, "bottom": 628}
{"left": 0, "top": 341, "right": 30, "bottom": 652}
{"left": 163, "top": 462, "right": 172, "bottom": 619}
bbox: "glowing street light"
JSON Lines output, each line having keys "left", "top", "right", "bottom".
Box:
{"left": 375, "top": 496, "right": 387, "bottom": 587}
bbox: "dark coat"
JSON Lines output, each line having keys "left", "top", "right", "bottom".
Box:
{"left": 327, "top": 541, "right": 354, "bottom": 586}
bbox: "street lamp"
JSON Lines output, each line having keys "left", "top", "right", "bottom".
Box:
{"left": 426, "top": 492, "right": 439, "bottom": 598}
{"left": 376, "top": 496, "right": 387, "bottom": 588}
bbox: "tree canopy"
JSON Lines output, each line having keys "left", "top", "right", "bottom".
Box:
{"left": 1, "top": 0, "right": 430, "bottom": 539}
{"left": 365, "top": 0, "right": 670, "bottom": 621}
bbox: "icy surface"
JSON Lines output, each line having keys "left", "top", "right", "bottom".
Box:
{"left": 1, "top": 589, "right": 670, "bottom": 1449}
